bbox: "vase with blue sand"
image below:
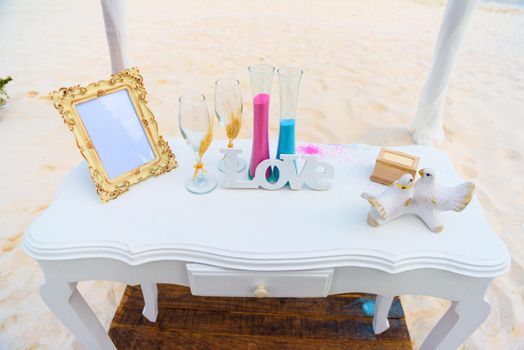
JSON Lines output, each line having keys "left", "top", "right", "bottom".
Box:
{"left": 274, "top": 67, "right": 303, "bottom": 181}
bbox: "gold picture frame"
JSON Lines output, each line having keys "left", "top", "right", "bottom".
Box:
{"left": 51, "top": 67, "right": 177, "bottom": 202}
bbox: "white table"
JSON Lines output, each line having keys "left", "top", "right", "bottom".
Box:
{"left": 24, "top": 139, "right": 510, "bottom": 350}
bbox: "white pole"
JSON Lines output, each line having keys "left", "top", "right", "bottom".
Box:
{"left": 410, "top": 0, "right": 479, "bottom": 146}
{"left": 101, "top": 0, "right": 128, "bottom": 73}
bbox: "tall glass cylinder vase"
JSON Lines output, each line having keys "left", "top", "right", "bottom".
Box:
{"left": 275, "top": 67, "right": 303, "bottom": 180}
{"left": 248, "top": 64, "right": 275, "bottom": 179}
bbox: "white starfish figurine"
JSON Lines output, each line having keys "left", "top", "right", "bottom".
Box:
{"left": 362, "top": 168, "right": 475, "bottom": 233}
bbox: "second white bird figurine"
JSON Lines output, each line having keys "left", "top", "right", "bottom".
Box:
{"left": 361, "top": 168, "right": 475, "bottom": 233}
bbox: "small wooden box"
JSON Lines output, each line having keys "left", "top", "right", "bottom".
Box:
{"left": 370, "top": 148, "right": 419, "bottom": 185}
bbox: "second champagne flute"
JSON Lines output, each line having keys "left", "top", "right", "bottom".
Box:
{"left": 214, "top": 78, "right": 246, "bottom": 173}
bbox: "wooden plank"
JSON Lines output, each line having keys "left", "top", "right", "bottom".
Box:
{"left": 109, "top": 284, "right": 412, "bottom": 349}
{"left": 109, "top": 328, "right": 412, "bottom": 350}
{"left": 111, "top": 306, "right": 409, "bottom": 340}
{"left": 120, "top": 285, "right": 405, "bottom": 319}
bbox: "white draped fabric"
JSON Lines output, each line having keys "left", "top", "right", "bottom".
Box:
{"left": 101, "top": 0, "right": 128, "bottom": 73}
{"left": 410, "top": 0, "right": 479, "bottom": 145}
{"left": 100, "top": 0, "right": 479, "bottom": 146}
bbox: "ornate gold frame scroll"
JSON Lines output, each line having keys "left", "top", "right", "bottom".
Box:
{"left": 51, "top": 68, "right": 177, "bottom": 202}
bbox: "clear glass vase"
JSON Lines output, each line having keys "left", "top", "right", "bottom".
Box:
{"left": 248, "top": 64, "right": 275, "bottom": 179}
{"left": 275, "top": 67, "right": 303, "bottom": 180}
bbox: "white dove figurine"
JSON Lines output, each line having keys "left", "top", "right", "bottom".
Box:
{"left": 361, "top": 173, "right": 414, "bottom": 227}
{"left": 411, "top": 168, "right": 476, "bottom": 233}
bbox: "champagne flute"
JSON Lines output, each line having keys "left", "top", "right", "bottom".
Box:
{"left": 179, "top": 94, "right": 217, "bottom": 194}
{"left": 214, "top": 78, "right": 246, "bottom": 173}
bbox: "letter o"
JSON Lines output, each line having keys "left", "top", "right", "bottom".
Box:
{"left": 255, "top": 159, "right": 288, "bottom": 190}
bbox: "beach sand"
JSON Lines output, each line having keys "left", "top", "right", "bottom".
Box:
{"left": 0, "top": 0, "right": 523, "bottom": 348}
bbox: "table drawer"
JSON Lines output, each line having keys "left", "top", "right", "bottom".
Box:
{"left": 186, "top": 264, "right": 334, "bottom": 298}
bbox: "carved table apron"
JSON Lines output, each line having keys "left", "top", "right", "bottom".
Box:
{"left": 23, "top": 139, "right": 510, "bottom": 350}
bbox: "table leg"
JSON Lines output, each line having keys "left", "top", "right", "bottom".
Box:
{"left": 141, "top": 283, "right": 158, "bottom": 322}
{"left": 40, "top": 279, "right": 116, "bottom": 350}
{"left": 372, "top": 295, "right": 394, "bottom": 334}
{"left": 420, "top": 297, "right": 490, "bottom": 350}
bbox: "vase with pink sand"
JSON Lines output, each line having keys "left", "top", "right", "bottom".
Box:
{"left": 248, "top": 64, "right": 274, "bottom": 179}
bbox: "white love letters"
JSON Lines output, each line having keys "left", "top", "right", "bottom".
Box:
{"left": 221, "top": 148, "right": 335, "bottom": 191}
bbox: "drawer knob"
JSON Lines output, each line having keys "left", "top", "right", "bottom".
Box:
{"left": 254, "top": 284, "right": 268, "bottom": 298}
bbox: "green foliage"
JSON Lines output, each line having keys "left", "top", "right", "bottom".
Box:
{"left": 0, "top": 76, "right": 13, "bottom": 107}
